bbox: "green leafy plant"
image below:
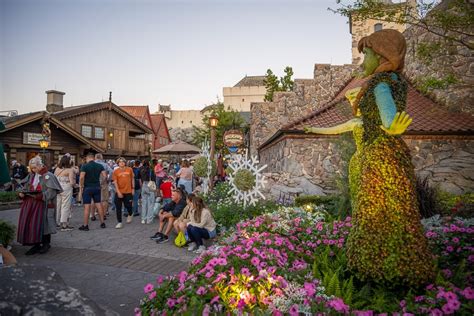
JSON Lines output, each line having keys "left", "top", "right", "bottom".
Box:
{"left": 233, "top": 169, "right": 255, "bottom": 192}
{"left": 0, "top": 220, "right": 16, "bottom": 246}
{"left": 0, "top": 191, "right": 19, "bottom": 202}
{"left": 418, "top": 74, "right": 458, "bottom": 94}
{"left": 193, "top": 157, "right": 217, "bottom": 178}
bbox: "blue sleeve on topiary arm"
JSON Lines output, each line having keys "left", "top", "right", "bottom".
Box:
{"left": 374, "top": 82, "right": 397, "bottom": 128}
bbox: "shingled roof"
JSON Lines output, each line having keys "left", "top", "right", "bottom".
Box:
{"left": 260, "top": 77, "right": 474, "bottom": 150}
{"left": 234, "top": 75, "right": 266, "bottom": 87}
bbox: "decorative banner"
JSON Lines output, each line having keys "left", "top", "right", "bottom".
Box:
{"left": 223, "top": 130, "right": 244, "bottom": 150}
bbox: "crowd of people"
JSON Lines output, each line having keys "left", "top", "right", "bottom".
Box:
{"left": 13, "top": 153, "right": 217, "bottom": 255}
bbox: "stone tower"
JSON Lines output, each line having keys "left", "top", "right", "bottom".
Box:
{"left": 350, "top": 0, "right": 417, "bottom": 64}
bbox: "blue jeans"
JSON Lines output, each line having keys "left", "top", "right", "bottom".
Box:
{"left": 132, "top": 188, "right": 141, "bottom": 214}
{"left": 187, "top": 225, "right": 211, "bottom": 246}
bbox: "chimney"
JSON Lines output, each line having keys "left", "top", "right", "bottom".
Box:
{"left": 46, "top": 90, "right": 65, "bottom": 113}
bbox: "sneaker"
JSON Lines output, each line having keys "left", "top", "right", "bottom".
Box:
{"left": 115, "top": 223, "right": 123, "bottom": 229}
{"left": 194, "top": 245, "right": 206, "bottom": 254}
{"left": 61, "top": 225, "right": 73, "bottom": 232}
{"left": 141, "top": 220, "right": 146, "bottom": 224}
{"left": 157, "top": 235, "right": 169, "bottom": 244}
{"left": 91, "top": 216, "right": 96, "bottom": 221}
{"left": 150, "top": 232, "right": 163, "bottom": 240}
{"left": 126, "top": 215, "right": 133, "bottom": 223}
{"left": 100, "top": 222, "right": 106, "bottom": 229}
{"left": 78, "top": 225, "right": 89, "bottom": 231}
{"left": 187, "top": 242, "right": 197, "bottom": 252}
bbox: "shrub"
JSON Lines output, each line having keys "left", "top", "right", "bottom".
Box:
{"left": 233, "top": 169, "right": 255, "bottom": 192}
{"left": 0, "top": 220, "right": 16, "bottom": 246}
{"left": 193, "top": 157, "right": 217, "bottom": 178}
{"left": 437, "top": 191, "right": 474, "bottom": 218}
{"left": 0, "top": 191, "right": 19, "bottom": 203}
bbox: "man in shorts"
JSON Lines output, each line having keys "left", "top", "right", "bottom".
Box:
{"left": 79, "top": 152, "right": 107, "bottom": 231}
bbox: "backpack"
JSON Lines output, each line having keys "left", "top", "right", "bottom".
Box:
{"left": 174, "top": 231, "right": 187, "bottom": 248}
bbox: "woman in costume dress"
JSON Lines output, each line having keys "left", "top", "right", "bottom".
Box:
{"left": 17, "top": 156, "right": 62, "bottom": 255}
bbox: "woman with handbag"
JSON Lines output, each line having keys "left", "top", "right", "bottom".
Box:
{"left": 139, "top": 160, "right": 156, "bottom": 224}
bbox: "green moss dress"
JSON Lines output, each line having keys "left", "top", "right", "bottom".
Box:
{"left": 346, "top": 72, "right": 435, "bottom": 287}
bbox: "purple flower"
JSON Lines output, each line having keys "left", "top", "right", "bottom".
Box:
{"left": 241, "top": 267, "right": 251, "bottom": 276}
{"left": 156, "top": 276, "right": 164, "bottom": 285}
{"left": 237, "top": 299, "right": 246, "bottom": 310}
{"left": 148, "top": 291, "right": 156, "bottom": 300}
{"left": 304, "top": 282, "right": 316, "bottom": 297}
{"left": 289, "top": 304, "right": 299, "bottom": 316}
{"left": 441, "top": 303, "right": 454, "bottom": 314}
{"left": 196, "top": 286, "right": 207, "bottom": 295}
{"left": 328, "top": 298, "right": 349, "bottom": 313}
{"left": 167, "top": 298, "right": 177, "bottom": 308}
{"left": 461, "top": 287, "right": 474, "bottom": 299}
{"left": 210, "top": 295, "right": 220, "bottom": 304}
{"left": 251, "top": 256, "right": 260, "bottom": 266}
{"left": 202, "top": 304, "right": 211, "bottom": 316}
{"left": 144, "top": 283, "right": 154, "bottom": 293}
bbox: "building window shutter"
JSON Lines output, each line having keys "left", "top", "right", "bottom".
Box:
{"left": 374, "top": 23, "right": 383, "bottom": 32}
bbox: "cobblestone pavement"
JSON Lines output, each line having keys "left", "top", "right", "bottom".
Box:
{"left": 1, "top": 206, "right": 197, "bottom": 315}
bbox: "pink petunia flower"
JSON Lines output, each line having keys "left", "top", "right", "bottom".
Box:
{"left": 144, "top": 283, "right": 154, "bottom": 293}
{"left": 461, "top": 287, "right": 474, "bottom": 299}
{"left": 196, "top": 286, "right": 207, "bottom": 295}
{"left": 251, "top": 256, "right": 261, "bottom": 266}
{"left": 289, "top": 304, "right": 299, "bottom": 316}
{"left": 148, "top": 291, "right": 156, "bottom": 300}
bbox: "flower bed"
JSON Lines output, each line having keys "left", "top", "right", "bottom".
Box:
{"left": 137, "top": 208, "right": 473, "bottom": 315}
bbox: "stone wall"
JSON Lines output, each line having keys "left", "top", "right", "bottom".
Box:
{"left": 250, "top": 63, "right": 356, "bottom": 156}
{"left": 403, "top": 9, "right": 474, "bottom": 113}
{"left": 259, "top": 135, "right": 474, "bottom": 200}
{"left": 260, "top": 136, "right": 344, "bottom": 199}
{"left": 169, "top": 127, "right": 195, "bottom": 144}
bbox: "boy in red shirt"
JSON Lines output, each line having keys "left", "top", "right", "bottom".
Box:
{"left": 160, "top": 176, "right": 173, "bottom": 207}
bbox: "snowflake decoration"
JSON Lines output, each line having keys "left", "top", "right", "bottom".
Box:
{"left": 228, "top": 150, "right": 267, "bottom": 208}
{"left": 200, "top": 139, "right": 212, "bottom": 194}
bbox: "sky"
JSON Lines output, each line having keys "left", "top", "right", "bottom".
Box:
{"left": 0, "top": 0, "right": 353, "bottom": 114}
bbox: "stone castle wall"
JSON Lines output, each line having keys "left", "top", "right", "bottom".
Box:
{"left": 260, "top": 136, "right": 474, "bottom": 200}
{"left": 250, "top": 64, "right": 356, "bottom": 155}
{"left": 403, "top": 24, "right": 474, "bottom": 114}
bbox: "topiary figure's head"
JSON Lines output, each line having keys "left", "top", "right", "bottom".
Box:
{"left": 193, "top": 157, "right": 217, "bottom": 178}
{"left": 234, "top": 169, "right": 256, "bottom": 192}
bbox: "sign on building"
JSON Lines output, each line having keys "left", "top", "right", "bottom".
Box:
{"left": 23, "top": 132, "right": 51, "bottom": 145}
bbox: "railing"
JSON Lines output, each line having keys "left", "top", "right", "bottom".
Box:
{"left": 128, "top": 138, "right": 147, "bottom": 153}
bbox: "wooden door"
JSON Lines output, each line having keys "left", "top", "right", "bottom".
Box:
{"left": 113, "top": 129, "right": 126, "bottom": 151}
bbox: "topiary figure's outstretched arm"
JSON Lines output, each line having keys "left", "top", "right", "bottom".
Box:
{"left": 304, "top": 118, "right": 362, "bottom": 135}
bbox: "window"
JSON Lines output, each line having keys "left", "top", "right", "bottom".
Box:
{"left": 81, "top": 125, "right": 92, "bottom": 138}
{"left": 189, "top": 120, "right": 192, "bottom": 124}
{"left": 94, "top": 127, "right": 105, "bottom": 139}
{"left": 374, "top": 23, "right": 383, "bottom": 32}
{"left": 242, "top": 98, "right": 245, "bottom": 102}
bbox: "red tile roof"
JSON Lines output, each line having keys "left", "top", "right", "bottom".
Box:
{"left": 150, "top": 114, "right": 165, "bottom": 134}
{"left": 120, "top": 105, "right": 153, "bottom": 130}
{"left": 283, "top": 77, "right": 474, "bottom": 134}
{"left": 120, "top": 105, "right": 148, "bottom": 119}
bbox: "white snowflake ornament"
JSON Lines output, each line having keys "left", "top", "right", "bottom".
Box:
{"left": 228, "top": 150, "right": 267, "bottom": 208}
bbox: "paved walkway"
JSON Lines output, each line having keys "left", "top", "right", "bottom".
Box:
{"left": 1, "top": 206, "right": 197, "bottom": 315}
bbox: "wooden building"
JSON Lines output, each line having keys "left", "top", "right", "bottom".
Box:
{"left": 0, "top": 90, "right": 154, "bottom": 167}
{"left": 150, "top": 113, "right": 171, "bottom": 151}
{"left": 0, "top": 112, "right": 102, "bottom": 167}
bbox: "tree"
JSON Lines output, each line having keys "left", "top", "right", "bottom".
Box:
{"left": 263, "top": 66, "right": 295, "bottom": 101}
{"left": 192, "top": 102, "right": 248, "bottom": 154}
{"left": 330, "top": 0, "right": 473, "bottom": 49}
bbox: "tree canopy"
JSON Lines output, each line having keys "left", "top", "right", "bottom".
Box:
{"left": 331, "top": 0, "right": 473, "bottom": 49}
{"left": 192, "top": 102, "right": 248, "bottom": 154}
{"left": 264, "top": 66, "right": 295, "bottom": 102}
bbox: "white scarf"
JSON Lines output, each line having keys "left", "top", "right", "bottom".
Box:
{"left": 32, "top": 173, "right": 40, "bottom": 190}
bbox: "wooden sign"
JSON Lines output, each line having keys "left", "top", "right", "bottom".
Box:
{"left": 23, "top": 132, "right": 50, "bottom": 145}
{"left": 224, "top": 130, "right": 244, "bottom": 153}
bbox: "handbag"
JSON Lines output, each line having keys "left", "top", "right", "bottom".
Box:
{"left": 147, "top": 169, "right": 157, "bottom": 191}
{"left": 174, "top": 231, "right": 187, "bottom": 248}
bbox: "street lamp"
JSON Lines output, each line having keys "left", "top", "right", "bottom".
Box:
{"left": 209, "top": 113, "right": 219, "bottom": 190}
{"left": 39, "top": 137, "right": 49, "bottom": 158}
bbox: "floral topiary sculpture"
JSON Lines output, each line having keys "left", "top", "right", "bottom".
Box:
{"left": 304, "top": 29, "right": 434, "bottom": 286}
